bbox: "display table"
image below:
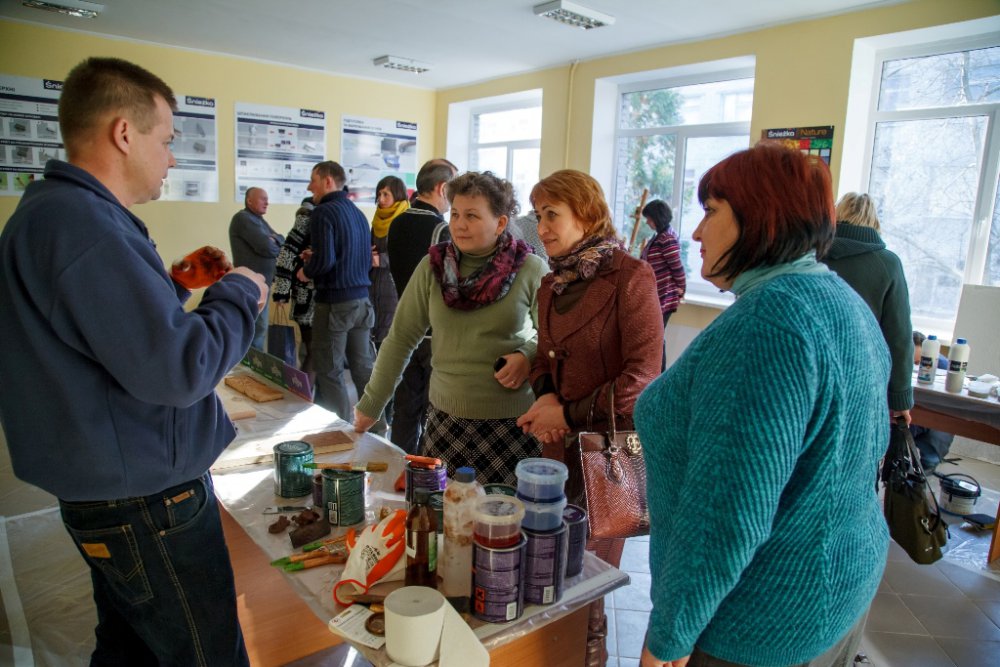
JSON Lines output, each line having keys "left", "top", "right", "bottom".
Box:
{"left": 910, "top": 368, "right": 1000, "bottom": 563}
{"left": 212, "top": 372, "right": 628, "bottom": 666}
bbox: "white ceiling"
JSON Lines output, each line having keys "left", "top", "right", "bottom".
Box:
{"left": 0, "top": 0, "right": 904, "bottom": 90}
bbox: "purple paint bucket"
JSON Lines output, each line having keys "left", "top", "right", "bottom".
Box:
{"left": 404, "top": 460, "right": 447, "bottom": 505}
{"left": 523, "top": 524, "right": 568, "bottom": 605}
{"left": 563, "top": 504, "right": 588, "bottom": 577}
{"left": 472, "top": 535, "right": 526, "bottom": 623}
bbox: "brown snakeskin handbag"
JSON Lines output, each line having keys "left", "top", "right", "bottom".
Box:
{"left": 565, "top": 384, "right": 650, "bottom": 539}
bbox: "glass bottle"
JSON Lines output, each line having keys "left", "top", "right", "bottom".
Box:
{"left": 405, "top": 488, "right": 438, "bottom": 588}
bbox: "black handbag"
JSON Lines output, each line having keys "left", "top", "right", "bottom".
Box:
{"left": 882, "top": 416, "right": 948, "bottom": 564}
{"left": 565, "top": 384, "right": 650, "bottom": 540}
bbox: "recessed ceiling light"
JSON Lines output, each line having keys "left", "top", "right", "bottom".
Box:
{"left": 21, "top": 0, "right": 104, "bottom": 19}
{"left": 533, "top": 0, "right": 614, "bottom": 30}
{"left": 373, "top": 55, "right": 432, "bottom": 74}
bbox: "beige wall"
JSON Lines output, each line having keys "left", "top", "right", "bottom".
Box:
{"left": 0, "top": 21, "right": 437, "bottom": 265}
{"left": 435, "top": 0, "right": 998, "bottom": 329}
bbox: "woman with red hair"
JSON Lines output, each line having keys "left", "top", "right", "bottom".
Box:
{"left": 636, "top": 143, "right": 889, "bottom": 667}
{"left": 517, "top": 168, "right": 663, "bottom": 667}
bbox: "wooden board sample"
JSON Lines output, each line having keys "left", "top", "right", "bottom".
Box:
{"left": 301, "top": 430, "right": 355, "bottom": 455}
{"left": 224, "top": 375, "right": 284, "bottom": 402}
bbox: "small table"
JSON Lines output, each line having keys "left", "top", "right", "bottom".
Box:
{"left": 212, "top": 374, "right": 628, "bottom": 666}
{"left": 910, "top": 369, "right": 1000, "bottom": 563}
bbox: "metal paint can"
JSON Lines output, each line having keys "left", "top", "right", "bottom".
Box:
{"left": 273, "top": 441, "right": 313, "bottom": 498}
{"left": 311, "top": 473, "right": 323, "bottom": 508}
{"left": 429, "top": 491, "right": 444, "bottom": 534}
{"left": 523, "top": 524, "right": 568, "bottom": 605}
{"left": 404, "top": 460, "right": 447, "bottom": 505}
{"left": 322, "top": 469, "right": 365, "bottom": 526}
{"left": 472, "top": 534, "right": 526, "bottom": 623}
{"left": 483, "top": 483, "right": 517, "bottom": 497}
{"left": 563, "top": 504, "right": 588, "bottom": 577}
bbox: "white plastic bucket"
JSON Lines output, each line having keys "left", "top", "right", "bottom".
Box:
{"left": 938, "top": 474, "right": 981, "bottom": 515}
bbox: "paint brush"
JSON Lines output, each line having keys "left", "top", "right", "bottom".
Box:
{"left": 304, "top": 461, "right": 389, "bottom": 472}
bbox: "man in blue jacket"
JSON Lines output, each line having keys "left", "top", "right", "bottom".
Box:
{"left": 297, "top": 160, "right": 376, "bottom": 422}
{"left": 0, "top": 57, "right": 266, "bottom": 666}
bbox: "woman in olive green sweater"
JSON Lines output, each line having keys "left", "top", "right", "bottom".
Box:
{"left": 821, "top": 192, "right": 914, "bottom": 419}
{"left": 354, "top": 171, "right": 548, "bottom": 485}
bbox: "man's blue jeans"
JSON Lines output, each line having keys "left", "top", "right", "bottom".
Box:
{"left": 59, "top": 474, "right": 249, "bottom": 667}
{"left": 312, "top": 298, "right": 375, "bottom": 421}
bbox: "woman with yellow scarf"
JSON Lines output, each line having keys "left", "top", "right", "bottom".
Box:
{"left": 370, "top": 175, "right": 410, "bottom": 346}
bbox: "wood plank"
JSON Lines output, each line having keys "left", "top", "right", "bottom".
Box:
{"left": 220, "top": 505, "right": 342, "bottom": 667}
{"left": 488, "top": 605, "right": 589, "bottom": 667}
{"left": 910, "top": 405, "right": 1000, "bottom": 446}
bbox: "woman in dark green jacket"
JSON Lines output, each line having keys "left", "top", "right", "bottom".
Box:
{"left": 822, "top": 192, "right": 914, "bottom": 422}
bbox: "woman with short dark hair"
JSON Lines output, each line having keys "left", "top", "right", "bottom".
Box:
{"left": 640, "top": 199, "right": 685, "bottom": 370}
{"left": 637, "top": 143, "right": 889, "bottom": 667}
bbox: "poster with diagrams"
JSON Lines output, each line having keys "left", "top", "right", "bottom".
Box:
{"left": 235, "top": 102, "right": 326, "bottom": 205}
{"left": 162, "top": 95, "right": 219, "bottom": 202}
{"left": 0, "top": 74, "right": 64, "bottom": 196}
{"left": 341, "top": 115, "right": 418, "bottom": 204}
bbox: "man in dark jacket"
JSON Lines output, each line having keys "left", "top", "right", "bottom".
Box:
{"left": 299, "top": 160, "right": 376, "bottom": 422}
{"left": 0, "top": 57, "right": 265, "bottom": 666}
{"left": 230, "top": 186, "right": 283, "bottom": 350}
{"left": 385, "top": 158, "right": 456, "bottom": 453}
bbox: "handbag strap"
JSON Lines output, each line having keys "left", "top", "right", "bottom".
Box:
{"left": 584, "top": 383, "right": 620, "bottom": 435}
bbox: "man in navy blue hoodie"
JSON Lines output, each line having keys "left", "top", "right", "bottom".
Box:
{"left": 0, "top": 58, "right": 265, "bottom": 666}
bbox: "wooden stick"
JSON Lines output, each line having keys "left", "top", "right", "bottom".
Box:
{"left": 628, "top": 188, "right": 650, "bottom": 254}
{"left": 304, "top": 462, "right": 388, "bottom": 472}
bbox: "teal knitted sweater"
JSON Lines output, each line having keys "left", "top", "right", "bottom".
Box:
{"left": 635, "top": 258, "right": 890, "bottom": 665}
{"left": 357, "top": 251, "right": 547, "bottom": 421}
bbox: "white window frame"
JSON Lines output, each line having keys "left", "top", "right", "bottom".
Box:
{"left": 594, "top": 60, "right": 755, "bottom": 308}
{"left": 467, "top": 99, "right": 541, "bottom": 181}
{"left": 841, "top": 17, "right": 1000, "bottom": 339}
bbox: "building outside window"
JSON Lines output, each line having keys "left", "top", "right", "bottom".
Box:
{"left": 862, "top": 42, "right": 1000, "bottom": 337}
{"left": 610, "top": 72, "right": 753, "bottom": 302}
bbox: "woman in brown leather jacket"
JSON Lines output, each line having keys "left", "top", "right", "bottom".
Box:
{"left": 517, "top": 169, "right": 663, "bottom": 667}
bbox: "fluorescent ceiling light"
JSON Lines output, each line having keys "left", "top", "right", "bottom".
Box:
{"left": 22, "top": 0, "right": 103, "bottom": 18}
{"left": 533, "top": 0, "right": 614, "bottom": 30}
{"left": 373, "top": 55, "right": 432, "bottom": 74}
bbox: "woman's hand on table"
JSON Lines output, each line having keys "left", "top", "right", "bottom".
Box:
{"left": 641, "top": 646, "right": 688, "bottom": 667}
{"left": 517, "top": 393, "right": 569, "bottom": 443}
{"left": 494, "top": 352, "right": 529, "bottom": 390}
{"left": 353, "top": 407, "right": 376, "bottom": 433}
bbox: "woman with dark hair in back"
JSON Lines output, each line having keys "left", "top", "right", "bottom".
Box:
{"left": 369, "top": 175, "right": 409, "bottom": 347}
{"left": 637, "top": 143, "right": 889, "bottom": 667}
{"left": 640, "top": 199, "right": 685, "bottom": 371}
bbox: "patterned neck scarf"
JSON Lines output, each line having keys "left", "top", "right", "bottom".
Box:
{"left": 548, "top": 235, "right": 622, "bottom": 295}
{"left": 371, "top": 200, "right": 410, "bottom": 239}
{"left": 428, "top": 231, "right": 532, "bottom": 310}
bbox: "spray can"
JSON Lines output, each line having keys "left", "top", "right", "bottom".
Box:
{"left": 917, "top": 335, "right": 940, "bottom": 385}
{"left": 440, "top": 467, "right": 483, "bottom": 611}
{"left": 945, "top": 337, "right": 970, "bottom": 393}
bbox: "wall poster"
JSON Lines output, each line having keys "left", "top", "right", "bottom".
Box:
{"left": 0, "top": 74, "right": 63, "bottom": 196}
{"left": 762, "top": 125, "right": 834, "bottom": 165}
{"left": 341, "top": 115, "right": 418, "bottom": 204}
{"left": 235, "top": 102, "right": 326, "bottom": 205}
{"left": 162, "top": 94, "right": 219, "bottom": 202}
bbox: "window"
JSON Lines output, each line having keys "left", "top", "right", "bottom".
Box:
{"left": 447, "top": 90, "right": 542, "bottom": 215}
{"left": 609, "top": 71, "right": 753, "bottom": 303}
{"left": 469, "top": 105, "right": 541, "bottom": 215}
{"left": 861, "top": 42, "right": 1000, "bottom": 336}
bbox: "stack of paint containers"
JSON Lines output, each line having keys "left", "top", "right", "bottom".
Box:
{"left": 515, "top": 458, "right": 570, "bottom": 606}
{"left": 471, "top": 495, "right": 526, "bottom": 623}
